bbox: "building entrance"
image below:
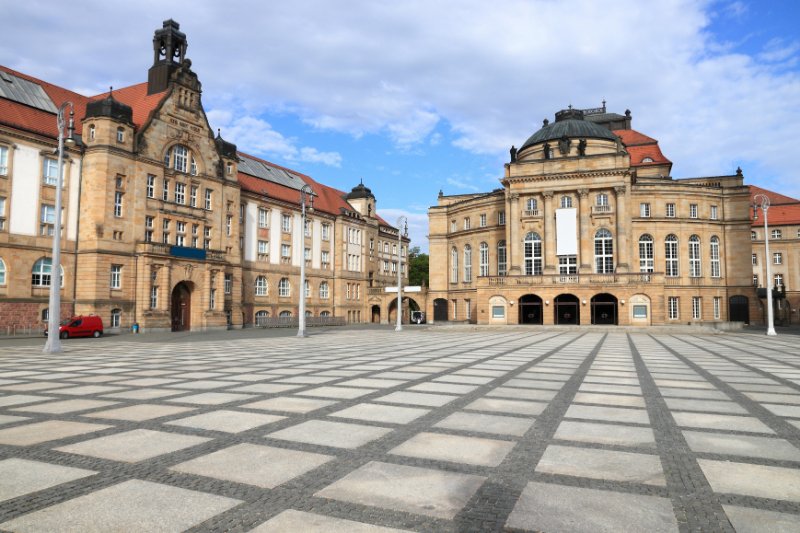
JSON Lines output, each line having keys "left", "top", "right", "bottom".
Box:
{"left": 555, "top": 294, "right": 580, "bottom": 325}
{"left": 519, "top": 294, "right": 543, "bottom": 324}
{"left": 729, "top": 295, "right": 749, "bottom": 324}
{"left": 591, "top": 293, "right": 618, "bottom": 325}
{"left": 433, "top": 298, "right": 448, "bottom": 322}
{"left": 171, "top": 282, "right": 192, "bottom": 332}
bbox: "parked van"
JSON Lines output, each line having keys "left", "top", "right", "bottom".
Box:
{"left": 44, "top": 315, "right": 104, "bottom": 339}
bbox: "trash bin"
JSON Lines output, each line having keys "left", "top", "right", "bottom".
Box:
{"left": 132, "top": 323, "right": 139, "bottom": 334}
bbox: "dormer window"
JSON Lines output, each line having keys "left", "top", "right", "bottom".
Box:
{"left": 116, "top": 127, "right": 125, "bottom": 143}
{"left": 641, "top": 157, "right": 654, "bottom": 163}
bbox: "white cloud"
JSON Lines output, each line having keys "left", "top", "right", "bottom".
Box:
{"left": 446, "top": 177, "right": 480, "bottom": 192}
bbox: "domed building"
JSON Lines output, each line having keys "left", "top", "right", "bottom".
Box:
{"left": 428, "top": 104, "right": 755, "bottom": 326}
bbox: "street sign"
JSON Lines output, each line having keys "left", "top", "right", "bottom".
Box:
{"left": 384, "top": 286, "right": 422, "bottom": 293}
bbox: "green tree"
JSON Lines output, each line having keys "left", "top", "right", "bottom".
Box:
{"left": 408, "top": 246, "right": 429, "bottom": 287}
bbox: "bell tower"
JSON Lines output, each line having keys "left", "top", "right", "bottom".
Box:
{"left": 147, "top": 19, "right": 188, "bottom": 95}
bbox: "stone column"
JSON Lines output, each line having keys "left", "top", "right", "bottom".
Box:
{"left": 508, "top": 193, "right": 521, "bottom": 274}
{"left": 543, "top": 190, "right": 556, "bottom": 273}
{"left": 614, "top": 185, "right": 630, "bottom": 273}
{"left": 578, "top": 188, "right": 591, "bottom": 273}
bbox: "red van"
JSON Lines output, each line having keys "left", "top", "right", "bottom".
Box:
{"left": 44, "top": 315, "right": 104, "bottom": 339}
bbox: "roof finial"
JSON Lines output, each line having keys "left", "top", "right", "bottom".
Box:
{"left": 568, "top": 103, "right": 572, "bottom": 110}
{"left": 108, "top": 86, "right": 113, "bottom": 98}
{"left": 360, "top": 178, "right": 363, "bottom": 185}
{"left": 217, "top": 128, "right": 221, "bottom": 138}
{"left": 602, "top": 99, "right": 606, "bottom": 111}
{"left": 736, "top": 166, "right": 743, "bottom": 176}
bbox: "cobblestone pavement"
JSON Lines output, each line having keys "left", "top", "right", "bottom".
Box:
{"left": 0, "top": 328, "right": 798, "bottom": 532}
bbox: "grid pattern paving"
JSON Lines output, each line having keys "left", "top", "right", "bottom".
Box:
{"left": 0, "top": 329, "right": 798, "bottom": 532}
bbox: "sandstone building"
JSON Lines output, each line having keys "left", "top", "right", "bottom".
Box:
{"left": 0, "top": 20, "right": 408, "bottom": 333}
{"left": 428, "top": 105, "right": 762, "bottom": 326}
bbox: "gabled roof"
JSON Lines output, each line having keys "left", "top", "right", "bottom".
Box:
{"left": 749, "top": 185, "right": 799, "bottom": 206}
{"left": 749, "top": 185, "right": 800, "bottom": 227}
{"left": 88, "top": 83, "right": 167, "bottom": 130}
{"left": 614, "top": 129, "right": 671, "bottom": 167}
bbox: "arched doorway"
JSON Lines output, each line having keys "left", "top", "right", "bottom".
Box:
{"left": 729, "top": 295, "right": 749, "bottom": 324}
{"left": 371, "top": 305, "right": 381, "bottom": 323}
{"left": 171, "top": 282, "right": 192, "bottom": 332}
{"left": 519, "top": 294, "right": 543, "bottom": 324}
{"left": 433, "top": 298, "right": 448, "bottom": 322}
{"left": 555, "top": 294, "right": 580, "bottom": 325}
{"left": 591, "top": 293, "right": 618, "bottom": 325}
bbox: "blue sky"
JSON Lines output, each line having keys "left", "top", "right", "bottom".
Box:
{"left": 3, "top": 0, "right": 799, "bottom": 251}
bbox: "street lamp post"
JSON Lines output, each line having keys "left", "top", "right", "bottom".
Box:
{"left": 297, "top": 184, "right": 314, "bottom": 337}
{"left": 754, "top": 193, "right": 777, "bottom": 336}
{"left": 395, "top": 216, "right": 408, "bottom": 332}
{"left": 44, "top": 102, "right": 75, "bottom": 353}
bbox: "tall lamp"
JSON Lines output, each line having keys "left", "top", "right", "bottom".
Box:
{"left": 44, "top": 102, "right": 75, "bottom": 353}
{"left": 753, "top": 193, "right": 777, "bottom": 336}
{"left": 297, "top": 184, "right": 314, "bottom": 337}
{"left": 395, "top": 216, "right": 408, "bottom": 332}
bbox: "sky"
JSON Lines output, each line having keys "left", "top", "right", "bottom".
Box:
{"left": 3, "top": 0, "right": 799, "bottom": 251}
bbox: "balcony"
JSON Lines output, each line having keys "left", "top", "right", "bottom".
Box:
{"left": 136, "top": 242, "right": 226, "bottom": 262}
{"left": 481, "top": 272, "right": 662, "bottom": 287}
{"left": 591, "top": 205, "right": 613, "bottom": 215}
{"left": 522, "top": 209, "right": 541, "bottom": 218}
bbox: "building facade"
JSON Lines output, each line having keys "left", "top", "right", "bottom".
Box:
{"left": 428, "top": 105, "right": 757, "bottom": 326}
{"left": 0, "top": 20, "right": 408, "bottom": 333}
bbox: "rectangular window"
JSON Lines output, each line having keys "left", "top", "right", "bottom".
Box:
{"left": 209, "top": 288, "right": 216, "bottom": 310}
{"left": 110, "top": 265, "right": 122, "bottom": 289}
{"left": 226, "top": 215, "right": 232, "bottom": 236}
{"left": 258, "top": 208, "right": 269, "bottom": 228}
{"left": 321, "top": 251, "right": 330, "bottom": 268}
{"left": 111, "top": 309, "right": 121, "bottom": 328}
{"left": 0, "top": 196, "right": 5, "bottom": 231}
{"left": 774, "top": 252, "right": 782, "bottom": 265}
{"left": 752, "top": 253, "right": 757, "bottom": 265}
{"left": 43, "top": 157, "right": 58, "bottom": 185}
{"left": 640, "top": 203, "right": 650, "bottom": 217}
{"left": 281, "top": 244, "right": 291, "bottom": 258}
{"left": 114, "top": 191, "right": 123, "bottom": 217}
{"left": 117, "top": 128, "right": 125, "bottom": 143}
{"left": 258, "top": 240, "right": 269, "bottom": 257}
{"left": 689, "top": 204, "right": 698, "bottom": 218}
{"left": 479, "top": 214, "right": 487, "bottom": 227}
{"left": 692, "top": 297, "right": 701, "bottom": 319}
{"left": 710, "top": 205, "right": 718, "bottom": 220}
{"left": 146, "top": 175, "right": 155, "bottom": 198}
{"left": 452, "top": 300, "right": 458, "bottom": 320}
{"left": 40, "top": 204, "right": 55, "bottom": 235}
{"left": 464, "top": 217, "right": 470, "bottom": 230}
{"left": 0, "top": 145, "right": 8, "bottom": 175}
{"left": 775, "top": 274, "right": 784, "bottom": 286}
{"left": 204, "top": 189, "right": 212, "bottom": 210}
{"left": 321, "top": 223, "right": 330, "bottom": 240}
{"left": 224, "top": 273, "right": 232, "bottom": 294}
{"left": 175, "top": 182, "right": 185, "bottom": 204}
{"left": 713, "top": 297, "right": 721, "bottom": 319}
{"left": 498, "top": 243, "right": 507, "bottom": 276}
{"left": 190, "top": 185, "right": 198, "bottom": 207}
{"left": 177, "top": 221, "right": 186, "bottom": 233}
{"left": 491, "top": 306, "right": 505, "bottom": 318}
{"left": 150, "top": 286, "right": 158, "bottom": 309}
{"left": 633, "top": 305, "right": 648, "bottom": 319}
{"left": 304, "top": 248, "right": 311, "bottom": 263}
{"left": 281, "top": 214, "right": 291, "bottom": 232}
{"left": 772, "top": 229, "right": 782, "bottom": 239}
{"left": 304, "top": 220, "right": 312, "bottom": 237}
{"left": 668, "top": 297, "right": 679, "bottom": 319}
{"left": 558, "top": 255, "right": 577, "bottom": 275}
{"left": 162, "top": 179, "right": 169, "bottom": 201}
{"left": 498, "top": 211, "right": 506, "bottom": 225}
{"left": 753, "top": 274, "right": 759, "bottom": 287}
{"left": 666, "top": 203, "right": 675, "bottom": 218}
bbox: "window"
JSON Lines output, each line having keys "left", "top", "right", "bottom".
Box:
{"left": 689, "top": 204, "right": 698, "bottom": 218}
{"left": 254, "top": 276, "right": 268, "bottom": 296}
{"left": 172, "top": 145, "right": 188, "bottom": 172}
{"left": 209, "top": 289, "right": 216, "bottom": 309}
{"left": 752, "top": 253, "right": 757, "bottom": 266}
{"left": 498, "top": 211, "right": 506, "bottom": 225}
{"left": 204, "top": 189, "right": 212, "bottom": 210}
{"left": 665, "top": 235, "right": 679, "bottom": 277}
{"left": 319, "top": 282, "right": 329, "bottom": 299}
{"left": 639, "top": 234, "right": 654, "bottom": 273}
{"left": 0, "top": 197, "right": 4, "bottom": 230}
{"left": 321, "top": 251, "right": 330, "bottom": 268}
{"left": 32, "top": 258, "right": 61, "bottom": 287}
{"left": 145, "top": 216, "right": 154, "bottom": 242}
{"left": 450, "top": 247, "right": 458, "bottom": 283}
{"left": 114, "top": 191, "right": 123, "bottom": 217}
{"left": 560, "top": 195, "right": 573, "bottom": 208}
{"left": 162, "top": 179, "right": 169, "bottom": 201}
{"left": 497, "top": 240, "right": 507, "bottom": 276}
{"left": 255, "top": 310, "right": 269, "bottom": 326}
{"left": 258, "top": 240, "right": 269, "bottom": 257}
{"left": 0, "top": 145, "right": 6, "bottom": 175}
{"left": 304, "top": 219, "right": 312, "bottom": 237}
{"left": 639, "top": 203, "right": 650, "bottom": 217}
{"left": 710, "top": 236, "right": 720, "bottom": 277}
{"left": 464, "top": 217, "right": 471, "bottom": 230}
{"left": 774, "top": 252, "right": 782, "bottom": 265}
{"left": 666, "top": 203, "right": 675, "bottom": 218}
{"left": 668, "top": 297, "right": 679, "bottom": 319}
{"left": 40, "top": 204, "right": 55, "bottom": 235}
{"left": 175, "top": 183, "right": 185, "bottom": 204}
{"left": 559, "top": 255, "right": 577, "bottom": 275}
{"left": 479, "top": 242, "right": 489, "bottom": 276}
{"left": 146, "top": 175, "right": 155, "bottom": 198}
{"left": 304, "top": 279, "right": 310, "bottom": 298}
{"left": 689, "top": 235, "right": 701, "bottom": 277}
{"left": 304, "top": 248, "right": 311, "bottom": 263}
{"left": 633, "top": 305, "right": 647, "bottom": 318}
{"left": 772, "top": 229, "right": 782, "bottom": 239}
{"left": 692, "top": 297, "right": 701, "bottom": 319}
{"left": 224, "top": 273, "right": 232, "bottom": 294}
{"left": 713, "top": 297, "right": 721, "bottom": 319}
{"left": 775, "top": 274, "right": 784, "bottom": 287}
{"left": 526, "top": 198, "right": 538, "bottom": 212}
{"left": 451, "top": 220, "right": 456, "bottom": 233}
{"left": 751, "top": 230, "right": 757, "bottom": 240}
{"left": 258, "top": 208, "right": 269, "bottom": 228}
{"left": 226, "top": 215, "right": 232, "bottom": 236}
{"left": 43, "top": 157, "right": 58, "bottom": 186}
{"left": 281, "top": 214, "right": 291, "bottom": 232}
{"left": 281, "top": 244, "right": 290, "bottom": 259}
{"left": 150, "top": 286, "right": 158, "bottom": 309}
{"left": 492, "top": 306, "right": 505, "bottom": 318}
{"left": 596, "top": 193, "right": 609, "bottom": 207}
{"left": 116, "top": 127, "right": 125, "bottom": 143}
{"left": 594, "top": 228, "right": 614, "bottom": 273}
{"left": 321, "top": 223, "right": 330, "bottom": 240}
{"left": 190, "top": 157, "right": 198, "bottom": 176}
{"left": 753, "top": 274, "right": 759, "bottom": 287}
{"left": 480, "top": 214, "right": 487, "bottom": 227}
{"left": 0, "top": 258, "right": 5, "bottom": 285}
{"left": 190, "top": 185, "right": 198, "bottom": 207}
{"left": 453, "top": 300, "right": 458, "bottom": 320}
{"left": 524, "top": 232, "right": 543, "bottom": 275}
{"left": 111, "top": 308, "right": 121, "bottom": 328}
{"left": 278, "top": 278, "right": 290, "bottom": 297}
{"left": 710, "top": 205, "right": 718, "bottom": 220}
{"left": 463, "top": 245, "right": 472, "bottom": 282}
{"left": 392, "top": 244, "right": 397, "bottom": 255}
{"left": 279, "top": 311, "right": 292, "bottom": 318}
{"left": 110, "top": 265, "right": 122, "bottom": 289}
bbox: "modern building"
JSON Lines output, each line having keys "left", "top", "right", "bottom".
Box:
{"left": 428, "top": 104, "right": 757, "bottom": 326}
{"left": 0, "top": 20, "right": 408, "bottom": 333}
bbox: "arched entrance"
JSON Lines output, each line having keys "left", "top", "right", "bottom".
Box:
{"left": 729, "top": 295, "right": 749, "bottom": 324}
{"left": 388, "top": 297, "right": 419, "bottom": 324}
{"left": 371, "top": 305, "right": 381, "bottom": 323}
{"left": 433, "top": 298, "right": 448, "bottom": 322}
{"left": 171, "top": 282, "right": 192, "bottom": 332}
{"left": 519, "top": 294, "right": 543, "bottom": 324}
{"left": 555, "top": 294, "right": 580, "bottom": 325}
{"left": 591, "top": 293, "right": 618, "bottom": 325}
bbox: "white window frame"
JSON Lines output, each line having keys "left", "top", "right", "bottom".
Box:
{"left": 255, "top": 276, "right": 268, "bottom": 296}
{"left": 639, "top": 203, "right": 650, "bottom": 218}
{"left": 114, "top": 191, "right": 123, "bottom": 217}
{"left": 710, "top": 236, "right": 721, "bottom": 278}
{"left": 110, "top": 265, "right": 122, "bottom": 289}
{"left": 278, "top": 278, "right": 291, "bottom": 297}
{"left": 524, "top": 232, "right": 542, "bottom": 275}
{"left": 146, "top": 175, "right": 155, "bottom": 198}
{"left": 689, "top": 235, "right": 702, "bottom": 277}
{"left": 668, "top": 296, "right": 679, "bottom": 319}
{"left": 175, "top": 182, "right": 185, "bottom": 205}
{"left": 594, "top": 228, "right": 614, "bottom": 274}
{"left": 43, "top": 157, "right": 59, "bottom": 186}
{"left": 479, "top": 242, "right": 489, "bottom": 277}
{"left": 665, "top": 203, "right": 675, "bottom": 218}
{"left": 692, "top": 296, "right": 701, "bottom": 319}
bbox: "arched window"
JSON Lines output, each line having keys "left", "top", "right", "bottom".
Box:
{"left": 463, "top": 245, "right": 472, "bottom": 282}
{"left": 594, "top": 229, "right": 614, "bottom": 274}
{"left": 319, "top": 282, "right": 329, "bottom": 299}
{"left": 254, "top": 276, "right": 268, "bottom": 296}
{"left": 304, "top": 279, "right": 310, "bottom": 298}
{"left": 110, "top": 308, "right": 121, "bottom": 328}
{"left": 88, "top": 124, "right": 96, "bottom": 141}
{"left": 479, "top": 242, "right": 489, "bottom": 277}
{"left": 164, "top": 144, "right": 197, "bottom": 175}
{"left": 305, "top": 310, "right": 312, "bottom": 317}
{"left": 279, "top": 310, "right": 292, "bottom": 318}
{"left": 638, "top": 234, "right": 654, "bottom": 273}
{"left": 560, "top": 195, "right": 573, "bottom": 208}
{"left": 278, "top": 278, "right": 291, "bottom": 297}
{"left": 255, "top": 310, "right": 269, "bottom": 326}
{"left": 320, "top": 310, "right": 331, "bottom": 317}
{"left": 689, "top": 235, "right": 701, "bottom": 277}
{"left": 524, "top": 232, "right": 542, "bottom": 275}
{"left": 642, "top": 157, "right": 654, "bottom": 163}
{"left": 450, "top": 247, "right": 458, "bottom": 283}
{"left": 32, "top": 258, "right": 62, "bottom": 287}
{"left": 710, "top": 236, "right": 720, "bottom": 278}
{"left": 0, "top": 258, "right": 5, "bottom": 285}
{"left": 665, "top": 235, "right": 679, "bottom": 277}
{"left": 497, "top": 241, "right": 507, "bottom": 276}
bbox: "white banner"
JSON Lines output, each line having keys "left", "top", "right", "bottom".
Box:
{"left": 556, "top": 208, "right": 577, "bottom": 255}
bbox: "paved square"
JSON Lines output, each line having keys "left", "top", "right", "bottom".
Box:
{"left": 0, "top": 327, "right": 799, "bottom": 531}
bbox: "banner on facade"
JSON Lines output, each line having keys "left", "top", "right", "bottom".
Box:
{"left": 555, "top": 208, "right": 577, "bottom": 255}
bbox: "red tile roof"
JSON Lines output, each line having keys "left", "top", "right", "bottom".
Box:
{"left": 749, "top": 186, "right": 800, "bottom": 226}
{"left": 88, "top": 83, "right": 167, "bottom": 130}
{"left": 614, "top": 129, "right": 671, "bottom": 167}
{"left": 749, "top": 185, "right": 799, "bottom": 206}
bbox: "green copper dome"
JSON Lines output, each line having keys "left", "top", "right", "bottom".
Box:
{"left": 520, "top": 108, "right": 618, "bottom": 152}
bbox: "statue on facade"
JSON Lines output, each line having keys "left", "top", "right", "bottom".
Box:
{"left": 509, "top": 145, "right": 517, "bottom": 163}
{"left": 558, "top": 135, "right": 571, "bottom": 155}
{"left": 543, "top": 142, "right": 551, "bottom": 160}
{"left": 578, "top": 139, "right": 587, "bottom": 156}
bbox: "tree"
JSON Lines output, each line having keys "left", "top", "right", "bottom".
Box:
{"left": 408, "top": 246, "right": 429, "bottom": 287}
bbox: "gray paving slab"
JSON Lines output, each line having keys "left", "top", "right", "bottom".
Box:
{"left": 328, "top": 403, "right": 430, "bottom": 424}
{"left": 0, "top": 420, "right": 111, "bottom": 446}
{"left": 0, "top": 458, "right": 96, "bottom": 503}
{"left": 698, "top": 459, "right": 800, "bottom": 502}
{"left": 435, "top": 411, "right": 534, "bottom": 436}
{"left": 56, "top": 428, "right": 210, "bottom": 462}
{"left": 554, "top": 420, "right": 656, "bottom": 447}
{"left": 249, "top": 509, "right": 414, "bottom": 532}
{"left": 536, "top": 444, "right": 666, "bottom": 486}
{"left": 267, "top": 419, "right": 393, "bottom": 448}
{"left": 722, "top": 505, "right": 800, "bottom": 533}
{"left": 389, "top": 431, "right": 516, "bottom": 466}
{"left": 683, "top": 430, "right": 800, "bottom": 461}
